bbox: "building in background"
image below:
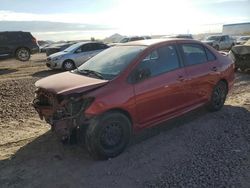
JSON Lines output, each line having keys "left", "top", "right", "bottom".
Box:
{"left": 223, "top": 22, "right": 250, "bottom": 35}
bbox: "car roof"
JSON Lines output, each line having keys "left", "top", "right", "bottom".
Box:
{"left": 117, "top": 38, "right": 196, "bottom": 47}
{"left": 76, "top": 41, "right": 105, "bottom": 45}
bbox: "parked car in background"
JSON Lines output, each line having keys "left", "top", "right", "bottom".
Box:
{"left": 0, "top": 31, "right": 39, "bottom": 61}
{"left": 162, "top": 34, "right": 193, "bottom": 39}
{"left": 46, "top": 41, "right": 109, "bottom": 70}
{"left": 236, "top": 36, "right": 250, "bottom": 45}
{"left": 229, "top": 39, "right": 250, "bottom": 71}
{"left": 202, "top": 35, "right": 235, "bottom": 50}
{"left": 34, "top": 38, "right": 234, "bottom": 159}
{"left": 45, "top": 42, "right": 76, "bottom": 56}
{"left": 119, "top": 36, "right": 151, "bottom": 43}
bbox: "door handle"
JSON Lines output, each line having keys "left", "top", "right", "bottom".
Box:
{"left": 177, "top": 75, "right": 185, "bottom": 82}
{"left": 211, "top": 66, "right": 217, "bottom": 71}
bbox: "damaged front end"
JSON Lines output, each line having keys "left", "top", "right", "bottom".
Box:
{"left": 33, "top": 88, "right": 94, "bottom": 141}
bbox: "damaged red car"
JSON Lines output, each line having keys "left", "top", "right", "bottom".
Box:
{"left": 33, "top": 39, "right": 234, "bottom": 159}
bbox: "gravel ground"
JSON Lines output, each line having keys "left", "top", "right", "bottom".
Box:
{"left": 0, "top": 54, "right": 249, "bottom": 188}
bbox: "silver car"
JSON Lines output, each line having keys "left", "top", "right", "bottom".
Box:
{"left": 46, "top": 42, "right": 109, "bottom": 70}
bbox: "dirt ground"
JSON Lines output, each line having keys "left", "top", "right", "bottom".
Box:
{"left": 0, "top": 54, "right": 250, "bottom": 188}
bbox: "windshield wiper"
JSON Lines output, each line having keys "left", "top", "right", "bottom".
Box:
{"left": 78, "top": 69, "right": 105, "bottom": 79}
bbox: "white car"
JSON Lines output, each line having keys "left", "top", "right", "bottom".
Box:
{"left": 46, "top": 42, "right": 109, "bottom": 70}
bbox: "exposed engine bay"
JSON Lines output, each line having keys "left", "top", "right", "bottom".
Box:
{"left": 33, "top": 88, "right": 93, "bottom": 142}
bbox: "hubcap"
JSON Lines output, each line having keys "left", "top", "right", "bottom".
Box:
{"left": 100, "top": 122, "right": 122, "bottom": 149}
{"left": 64, "top": 62, "right": 73, "bottom": 70}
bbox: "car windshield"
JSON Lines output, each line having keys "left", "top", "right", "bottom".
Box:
{"left": 76, "top": 45, "right": 146, "bottom": 80}
{"left": 206, "top": 36, "right": 221, "bottom": 41}
{"left": 63, "top": 43, "right": 82, "bottom": 52}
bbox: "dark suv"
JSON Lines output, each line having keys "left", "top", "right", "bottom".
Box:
{"left": 0, "top": 31, "right": 39, "bottom": 61}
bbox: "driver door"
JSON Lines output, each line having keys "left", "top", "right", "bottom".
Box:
{"left": 132, "top": 44, "right": 189, "bottom": 127}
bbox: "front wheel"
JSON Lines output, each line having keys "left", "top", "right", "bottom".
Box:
{"left": 207, "top": 81, "right": 228, "bottom": 112}
{"left": 16, "top": 48, "right": 30, "bottom": 61}
{"left": 85, "top": 112, "right": 132, "bottom": 160}
{"left": 62, "top": 60, "right": 75, "bottom": 71}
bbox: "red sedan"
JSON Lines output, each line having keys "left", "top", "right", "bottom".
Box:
{"left": 34, "top": 39, "right": 234, "bottom": 159}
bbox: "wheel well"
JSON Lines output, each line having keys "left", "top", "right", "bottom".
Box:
{"left": 105, "top": 108, "right": 133, "bottom": 125}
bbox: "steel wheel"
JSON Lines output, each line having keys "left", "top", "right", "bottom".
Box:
{"left": 85, "top": 112, "right": 131, "bottom": 160}
{"left": 100, "top": 121, "right": 123, "bottom": 149}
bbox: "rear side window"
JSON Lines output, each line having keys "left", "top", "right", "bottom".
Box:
{"left": 205, "top": 47, "right": 216, "bottom": 61}
{"left": 181, "top": 44, "right": 207, "bottom": 66}
{"left": 136, "top": 45, "right": 180, "bottom": 78}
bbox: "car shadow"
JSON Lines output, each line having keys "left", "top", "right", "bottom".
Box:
{"left": 32, "top": 69, "right": 63, "bottom": 78}
{"left": 0, "top": 105, "right": 249, "bottom": 187}
{"left": 0, "top": 68, "right": 18, "bottom": 75}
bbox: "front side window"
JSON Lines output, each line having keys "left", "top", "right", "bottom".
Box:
{"left": 81, "top": 43, "right": 95, "bottom": 52}
{"left": 181, "top": 44, "right": 207, "bottom": 66}
{"left": 134, "top": 45, "right": 180, "bottom": 82}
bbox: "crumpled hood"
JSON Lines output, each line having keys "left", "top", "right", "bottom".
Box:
{"left": 35, "top": 72, "right": 108, "bottom": 95}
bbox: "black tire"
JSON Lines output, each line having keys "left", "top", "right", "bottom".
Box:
{"left": 85, "top": 112, "right": 132, "bottom": 160}
{"left": 207, "top": 81, "right": 228, "bottom": 112}
{"left": 62, "top": 60, "right": 75, "bottom": 71}
{"left": 16, "top": 48, "right": 30, "bottom": 61}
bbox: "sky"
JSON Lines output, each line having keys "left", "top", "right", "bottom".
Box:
{"left": 0, "top": 0, "right": 249, "bottom": 41}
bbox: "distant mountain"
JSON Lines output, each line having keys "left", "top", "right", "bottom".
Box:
{"left": 103, "top": 33, "right": 125, "bottom": 43}
{"left": 0, "top": 21, "right": 113, "bottom": 32}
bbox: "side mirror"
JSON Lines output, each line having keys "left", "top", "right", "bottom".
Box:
{"left": 134, "top": 68, "right": 151, "bottom": 82}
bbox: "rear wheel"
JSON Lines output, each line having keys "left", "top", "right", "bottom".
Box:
{"left": 208, "top": 81, "right": 228, "bottom": 111}
{"left": 16, "top": 48, "right": 30, "bottom": 61}
{"left": 85, "top": 112, "right": 132, "bottom": 160}
{"left": 62, "top": 60, "right": 75, "bottom": 71}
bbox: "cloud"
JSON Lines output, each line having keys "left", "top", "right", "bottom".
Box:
{"left": 0, "top": 21, "right": 114, "bottom": 32}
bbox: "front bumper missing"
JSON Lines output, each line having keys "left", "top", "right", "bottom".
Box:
{"left": 33, "top": 90, "right": 92, "bottom": 140}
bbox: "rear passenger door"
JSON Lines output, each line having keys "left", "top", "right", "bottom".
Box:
{"left": 178, "top": 42, "right": 218, "bottom": 105}
{"left": 132, "top": 44, "right": 189, "bottom": 126}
